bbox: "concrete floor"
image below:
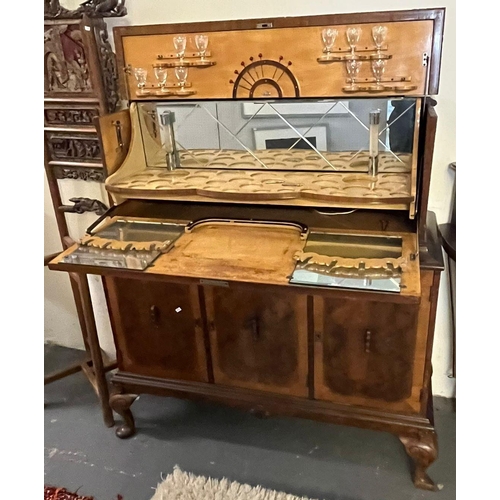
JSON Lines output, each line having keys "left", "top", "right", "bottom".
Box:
{"left": 44, "top": 344, "right": 456, "bottom": 500}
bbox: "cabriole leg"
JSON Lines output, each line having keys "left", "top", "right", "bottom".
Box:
{"left": 399, "top": 430, "right": 438, "bottom": 491}
{"left": 110, "top": 393, "right": 138, "bottom": 439}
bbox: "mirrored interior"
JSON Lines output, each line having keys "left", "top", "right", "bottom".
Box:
{"left": 290, "top": 232, "right": 403, "bottom": 293}
{"left": 137, "top": 98, "right": 418, "bottom": 173}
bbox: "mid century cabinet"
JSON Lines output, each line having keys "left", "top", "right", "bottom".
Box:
{"left": 49, "top": 8, "right": 446, "bottom": 490}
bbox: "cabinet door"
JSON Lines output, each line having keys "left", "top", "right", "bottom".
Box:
{"left": 205, "top": 287, "right": 308, "bottom": 397}
{"left": 314, "top": 296, "right": 419, "bottom": 408}
{"left": 105, "top": 278, "right": 208, "bottom": 382}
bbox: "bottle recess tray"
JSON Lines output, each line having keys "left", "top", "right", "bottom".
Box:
{"left": 290, "top": 232, "right": 405, "bottom": 293}
{"left": 62, "top": 217, "right": 186, "bottom": 270}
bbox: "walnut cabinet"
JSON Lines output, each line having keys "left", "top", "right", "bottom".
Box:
{"left": 48, "top": 7, "right": 447, "bottom": 492}
{"left": 104, "top": 271, "right": 436, "bottom": 414}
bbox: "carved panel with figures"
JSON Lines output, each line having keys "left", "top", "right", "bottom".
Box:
{"left": 44, "top": 106, "right": 100, "bottom": 126}
{"left": 44, "top": 23, "right": 93, "bottom": 94}
{"left": 46, "top": 132, "right": 102, "bottom": 163}
{"left": 53, "top": 165, "right": 105, "bottom": 181}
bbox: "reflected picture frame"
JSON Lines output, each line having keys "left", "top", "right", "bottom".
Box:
{"left": 253, "top": 125, "right": 328, "bottom": 150}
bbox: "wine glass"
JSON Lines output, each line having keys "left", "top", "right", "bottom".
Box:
{"left": 173, "top": 35, "right": 187, "bottom": 61}
{"left": 133, "top": 67, "right": 148, "bottom": 94}
{"left": 372, "top": 26, "right": 388, "bottom": 56}
{"left": 371, "top": 59, "right": 386, "bottom": 90}
{"left": 175, "top": 66, "right": 188, "bottom": 93}
{"left": 321, "top": 28, "right": 338, "bottom": 56}
{"left": 345, "top": 59, "right": 361, "bottom": 90}
{"left": 195, "top": 34, "right": 209, "bottom": 61}
{"left": 154, "top": 66, "right": 168, "bottom": 92}
{"left": 346, "top": 26, "right": 362, "bottom": 58}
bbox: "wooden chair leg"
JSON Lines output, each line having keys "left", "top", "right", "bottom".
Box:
{"left": 45, "top": 252, "right": 116, "bottom": 427}
{"left": 72, "top": 272, "right": 115, "bottom": 428}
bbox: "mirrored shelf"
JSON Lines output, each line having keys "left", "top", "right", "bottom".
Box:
{"left": 342, "top": 84, "right": 417, "bottom": 94}
{"left": 132, "top": 66, "right": 197, "bottom": 97}
{"left": 154, "top": 59, "right": 216, "bottom": 68}
{"left": 135, "top": 83, "right": 197, "bottom": 98}
{"left": 317, "top": 51, "right": 392, "bottom": 63}
{"left": 155, "top": 35, "right": 216, "bottom": 68}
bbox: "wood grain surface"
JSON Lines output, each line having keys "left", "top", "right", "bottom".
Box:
{"left": 205, "top": 287, "right": 308, "bottom": 396}
{"left": 105, "top": 278, "right": 208, "bottom": 381}
{"left": 120, "top": 20, "right": 433, "bottom": 100}
{"left": 149, "top": 222, "right": 305, "bottom": 285}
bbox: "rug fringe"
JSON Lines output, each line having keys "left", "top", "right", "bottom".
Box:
{"left": 150, "top": 466, "right": 320, "bottom": 500}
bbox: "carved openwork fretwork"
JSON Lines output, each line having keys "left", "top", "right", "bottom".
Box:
{"left": 45, "top": 107, "right": 99, "bottom": 126}
{"left": 44, "top": 0, "right": 127, "bottom": 19}
{"left": 53, "top": 166, "right": 105, "bottom": 182}
{"left": 47, "top": 133, "right": 102, "bottom": 162}
{"left": 95, "top": 24, "right": 120, "bottom": 112}
{"left": 44, "top": 24, "right": 92, "bottom": 93}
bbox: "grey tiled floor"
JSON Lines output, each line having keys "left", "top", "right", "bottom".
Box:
{"left": 44, "top": 344, "right": 456, "bottom": 500}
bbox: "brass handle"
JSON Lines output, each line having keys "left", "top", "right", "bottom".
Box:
{"left": 245, "top": 317, "right": 260, "bottom": 341}
{"left": 150, "top": 305, "right": 160, "bottom": 327}
{"left": 112, "top": 120, "right": 123, "bottom": 152}
{"left": 185, "top": 218, "right": 308, "bottom": 238}
{"left": 365, "top": 330, "right": 372, "bottom": 353}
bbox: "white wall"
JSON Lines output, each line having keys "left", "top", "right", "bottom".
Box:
{"left": 45, "top": 0, "right": 456, "bottom": 397}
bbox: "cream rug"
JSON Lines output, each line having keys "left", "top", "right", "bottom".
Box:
{"left": 150, "top": 467, "right": 320, "bottom": 500}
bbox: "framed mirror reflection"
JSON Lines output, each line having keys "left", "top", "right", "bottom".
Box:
{"left": 136, "top": 97, "right": 418, "bottom": 174}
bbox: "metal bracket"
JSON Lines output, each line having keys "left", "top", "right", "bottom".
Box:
{"left": 422, "top": 52, "right": 429, "bottom": 67}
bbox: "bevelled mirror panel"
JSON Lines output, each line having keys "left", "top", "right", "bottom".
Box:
{"left": 137, "top": 98, "right": 418, "bottom": 173}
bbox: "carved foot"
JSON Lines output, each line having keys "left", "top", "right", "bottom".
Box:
{"left": 399, "top": 430, "right": 438, "bottom": 491}
{"left": 109, "top": 393, "right": 138, "bottom": 439}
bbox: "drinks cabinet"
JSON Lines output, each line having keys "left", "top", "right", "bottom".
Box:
{"left": 49, "top": 7, "right": 446, "bottom": 490}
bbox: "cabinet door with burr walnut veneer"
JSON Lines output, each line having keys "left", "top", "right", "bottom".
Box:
{"left": 205, "top": 287, "right": 308, "bottom": 397}
{"left": 105, "top": 277, "right": 208, "bottom": 382}
{"left": 313, "top": 296, "right": 420, "bottom": 411}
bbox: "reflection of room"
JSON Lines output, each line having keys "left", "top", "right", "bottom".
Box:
{"left": 138, "top": 98, "right": 416, "bottom": 171}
